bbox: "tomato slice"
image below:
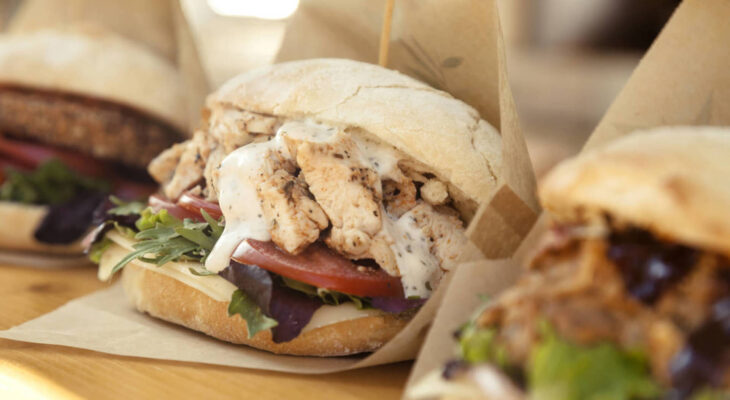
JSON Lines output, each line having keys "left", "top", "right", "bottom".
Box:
{"left": 233, "top": 239, "right": 404, "bottom": 298}
{"left": 148, "top": 194, "right": 205, "bottom": 221}
{"left": 0, "top": 135, "right": 111, "bottom": 178}
{"left": 178, "top": 192, "right": 223, "bottom": 220}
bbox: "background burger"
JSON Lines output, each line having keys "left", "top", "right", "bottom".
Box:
{"left": 408, "top": 127, "right": 730, "bottom": 399}
{"left": 0, "top": 27, "right": 185, "bottom": 261}
{"left": 91, "top": 59, "right": 501, "bottom": 356}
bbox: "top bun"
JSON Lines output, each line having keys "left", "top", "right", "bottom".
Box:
{"left": 0, "top": 27, "right": 186, "bottom": 130}
{"left": 208, "top": 58, "right": 503, "bottom": 213}
{"left": 540, "top": 126, "right": 730, "bottom": 256}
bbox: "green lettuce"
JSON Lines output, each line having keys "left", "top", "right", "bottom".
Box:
{"left": 0, "top": 159, "right": 110, "bottom": 205}
{"left": 528, "top": 325, "right": 662, "bottom": 400}
{"left": 690, "top": 388, "right": 730, "bottom": 400}
{"left": 108, "top": 208, "right": 224, "bottom": 276}
{"left": 458, "top": 321, "right": 508, "bottom": 366}
{"left": 227, "top": 289, "right": 278, "bottom": 338}
{"left": 280, "top": 276, "right": 370, "bottom": 309}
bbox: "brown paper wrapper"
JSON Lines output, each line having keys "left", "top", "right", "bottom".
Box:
{"left": 406, "top": 0, "right": 730, "bottom": 391}
{"left": 0, "top": 0, "right": 536, "bottom": 373}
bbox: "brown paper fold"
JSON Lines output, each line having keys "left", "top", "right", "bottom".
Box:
{"left": 406, "top": 0, "right": 730, "bottom": 392}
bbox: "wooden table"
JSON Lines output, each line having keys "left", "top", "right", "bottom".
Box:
{"left": 0, "top": 263, "right": 412, "bottom": 399}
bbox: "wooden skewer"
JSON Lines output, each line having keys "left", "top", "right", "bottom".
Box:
{"left": 378, "top": 0, "right": 396, "bottom": 67}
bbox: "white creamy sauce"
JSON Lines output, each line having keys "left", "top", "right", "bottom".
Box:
{"left": 204, "top": 140, "right": 279, "bottom": 273}
{"left": 206, "top": 119, "right": 441, "bottom": 297}
{"left": 382, "top": 208, "right": 442, "bottom": 298}
{"left": 353, "top": 136, "right": 402, "bottom": 180}
{"left": 205, "top": 120, "right": 339, "bottom": 273}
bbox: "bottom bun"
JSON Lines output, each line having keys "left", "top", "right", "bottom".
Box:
{"left": 0, "top": 201, "right": 84, "bottom": 255}
{"left": 121, "top": 263, "right": 412, "bottom": 356}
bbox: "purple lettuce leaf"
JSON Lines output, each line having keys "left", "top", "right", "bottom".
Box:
{"left": 219, "top": 262, "right": 322, "bottom": 343}
{"left": 370, "top": 296, "right": 426, "bottom": 313}
{"left": 34, "top": 192, "right": 106, "bottom": 244}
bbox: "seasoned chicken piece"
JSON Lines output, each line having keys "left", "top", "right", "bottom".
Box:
{"left": 208, "top": 108, "right": 278, "bottom": 154}
{"left": 258, "top": 166, "right": 329, "bottom": 254}
{"left": 353, "top": 231, "right": 400, "bottom": 276}
{"left": 383, "top": 179, "right": 417, "bottom": 217}
{"left": 421, "top": 179, "right": 449, "bottom": 206}
{"left": 408, "top": 203, "right": 468, "bottom": 270}
{"left": 288, "top": 131, "right": 383, "bottom": 258}
{"left": 160, "top": 130, "right": 210, "bottom": 200}
{"left": 203, "top": 144, "right": 226, "bottom": 201}
{"left": 148, "top": 141, "right": 186, "bottom": 184}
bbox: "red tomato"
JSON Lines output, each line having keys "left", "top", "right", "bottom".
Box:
{"left": 233, "top": 240, "right": 404, "bottom": 298}
{"left": 178, "top": 192, "right": 223, "bottom": 220}
{"left": 0, "top": 136, "right": 111, "bottom": 178}
{"left": 148, "top": 194, "right": 205, "bottom": 221}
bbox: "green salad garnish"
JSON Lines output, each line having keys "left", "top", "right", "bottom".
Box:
{"left": 457, "top": 320, "right": 662, "bottom": 400}
{"left": 0, "top": 159, "right": 110, "bottom": 205}
{"left": 228, "top": 289, "right": 278, "bottom": 338}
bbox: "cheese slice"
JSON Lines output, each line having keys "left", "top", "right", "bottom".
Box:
{"left": 101, "top": 231, "right": 384, "bottom": 333}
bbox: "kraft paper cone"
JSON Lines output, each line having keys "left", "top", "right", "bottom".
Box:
{"left": 0, "top": 0, "right": 536, "bottom": 373}
{"left": 405, "top": 0, "right": 730, "bottom": 393}
{"left": 172, "top": 0, "right": 212, "bottom": 132}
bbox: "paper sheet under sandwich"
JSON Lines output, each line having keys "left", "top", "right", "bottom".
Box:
{"left": 0, "top": 277, "right": 449, "bottom": 373}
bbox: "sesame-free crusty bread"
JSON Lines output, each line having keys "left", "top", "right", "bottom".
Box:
{"left": 540, "top": 126, "right": 730, "bottom": 256}
{"left": 121, "top": 263, "right": 411, "bottom": 356}
{"left": 208, "top": 58, "right": 503, "bottom": 216}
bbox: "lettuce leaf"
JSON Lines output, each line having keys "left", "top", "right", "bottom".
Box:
{"left": 280, "top": 276, "right": 371, "bottom": 309}
{"left": 0, "top": 159, "right": 110, "bottom": 205}
{"left": 458, "top": 321, "right": 508, "bottom": 366}
{"left": 227, "top": 289, "right": 278, "bottom": 338}
{"left": 528, "top": 325, "right": 662, "bottom": 400}
{"left": 105, "top": 208, "right": 223, "bottom": 276}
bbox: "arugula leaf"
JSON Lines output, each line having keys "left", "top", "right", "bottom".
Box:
{"left": 108, "top": 207, "right": 224, "bottom": 275}
{"left": 0, "top": 159, "right": 110, "bottom": 205}
{"left": 527, "top": 324, "right": 662, "bottom": 400}
{"left": 227, "top": 289, "right": 278, "bottom": 338}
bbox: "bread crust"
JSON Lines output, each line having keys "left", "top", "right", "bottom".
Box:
{"left": 0, "top": 28, "right": 186, "bottom": 131}
{"left": 207, "top": 59, "right": 502, "bottom": 211}
{"left": 0, "top": 201, "right": 83, "bottom": 255}
{"left": 121, "top": 263, "right": 412, "bottom": 356}
{"left": 540, "top": 126, "right": 730, "bottom": 256}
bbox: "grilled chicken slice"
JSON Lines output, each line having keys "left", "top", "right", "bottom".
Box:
{"left": 286, "top": 130, "right": 384, "bottom": 258}
{"left": 257, "top": 153, "right": 329, "bottom": 254}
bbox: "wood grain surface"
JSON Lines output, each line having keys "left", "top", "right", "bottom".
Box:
{"left": 0, "top": 263, "right": 411, "bottom": 400}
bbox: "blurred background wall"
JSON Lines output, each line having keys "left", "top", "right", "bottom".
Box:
{"left": 1, "top": 0, "right": 682, "bottom": 177}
